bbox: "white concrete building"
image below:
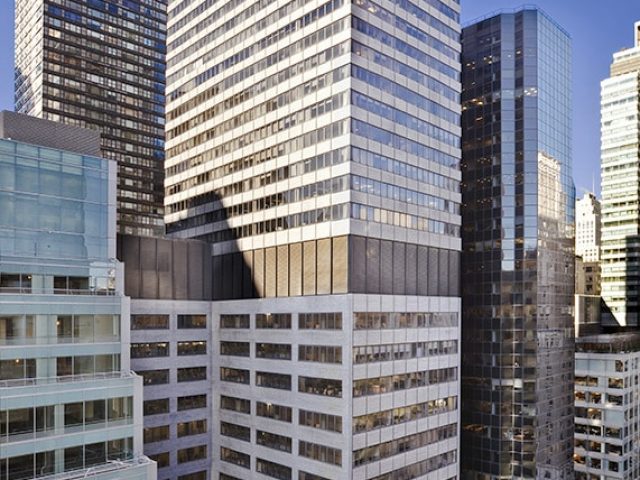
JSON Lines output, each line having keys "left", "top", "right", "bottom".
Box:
{"left": 164, "top": 0, "right": 462, "bottom": 477}
{"left": 574, "top": 333, "right": 640, "bottom": 480}
{"left": 576, "top": 193, "right": 601, "bottom": 263}
{"left": 601, "top": 21, "right": 640, "bottom": 325}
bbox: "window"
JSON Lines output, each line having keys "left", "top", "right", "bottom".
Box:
{"left": 256, "top": 458, "right": 292, "bottom": 480}
{"left": 220, "top": 367, "right": 249, "bottom": 384}
{"left": 131, "top": 342, "right": 169, "bottom": 358}
{"left": 178, "top": 472, "right": 208, "bottom": 480}
{"left": 178, "top": 419, "right": 207, "bottom": 437}
{"left": 220, "top": 314, "right": 249, "bottom": 328}
{"left": 256, "top": 313, "right": 291, "bottom": 329}
{"left": 257, "top": 430, "right": 292, "bottom": 453}
{"left": 299, "top": 345, "right": 341, "bottom": 363}
{"left": 131, "top": 315, "right": 169, "bottom": 329}
{"left": 299, "top": 472, "right": 330, "bottom": 480}
{"left": 221, "top": 395, "right": 250, "bottom": 414}
{"left": 220, "top": 341, "right": 250, "bottom": 357}
{"left": 220, "top": 421, "right": 250, "bottom": 441}
{"left": 256, "top": 343, "right": 291, "bottom": 360}
{"left": 0, "top": 358, "right": 36, "bottom": 380}
{"left": 299, "top": 410, "right": 342, "bottom": 432}
{"left": 144, "top": 398, "right": 169, "bottom": 416}
{"left": 144, "top": 425, "right": 170, "bottom": 443}
{"left": 139, "top": 369, "right": 169, "bottom": 386}
{"left": 220, "top": 447, "right": 249, "bottom": 469}
{"left": 256, "top": 371, "right": 291, "bottom": 390}
{"left": 178, "top": 367, "right": 207, "bottom": 382}
{"left": 298, "top": 376, "right": 342, "bottom": 397}
{"left": 299, "top": 441, "right": 342, "bottom": 466}
{"left": 178, "top": 314, "right": 207, "bottom": 328}
{"left": 178, "top": 445, "right": 207, "bottom": 464}
{"left": 299, "top": 312, "right": 342, "bottom": 329}
{"left": 256, "top": 402, "right": 292, "bottom": 422}
{"left": 149, "top": 452, "right": 170, "bottom": 468}
{"left": 178, "top": 394, "right": 207, "bottom": 411}
{"left": 178, "top": 341, "right": 207, "bottom": 355}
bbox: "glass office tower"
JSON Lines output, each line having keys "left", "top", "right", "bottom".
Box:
{"left": 14, "top": 0, "right": 167, "bottom": 236}
{"left": 165, "top": 0, "right": 463, "bottom": 478}
{"left": 461, "top": 8, "right": 575, "bottom": 480}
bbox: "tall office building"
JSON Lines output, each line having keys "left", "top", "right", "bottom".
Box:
{"left": 461, "top": 8, "right": 575, "bottom": 479}
{"left": 576, "top": 192, "right": 601, "bottom": 263}
{"left": 165, "top": 0, "right": 463, "bottom": 478}
{"left": 0, "top": 112, "right": 154, "bottom": 480}
{"left": 601, "top": 21, "right": 640, "bottom": 326}
{"left": 14, "top": 0, "right": 167, "bottom": 236}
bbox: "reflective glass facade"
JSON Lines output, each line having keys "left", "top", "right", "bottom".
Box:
{"left": 461, "top": 9, "right": 575, "bottom": 480}
{"left": 15, "top": 0, "right": 167, "bottom": 236}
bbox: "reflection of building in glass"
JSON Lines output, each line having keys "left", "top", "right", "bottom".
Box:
{"left": 0, "top": 112, "right": 153, "bottom": 479}
{"left": 601, "top": 21, "right": 640, "bottom": 326}
{"left": 14, "top": 0, "right": 167, "bottom": 237}
{"left": 461, "top": 8, "right": 575, "bottom": 479}
{"left": 164, "top": 0, "right": 463, "bottom": 478}
{"left": 574, "top": 333, "right": 640, "bottom": 480}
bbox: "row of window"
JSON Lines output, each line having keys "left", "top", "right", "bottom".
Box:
{"left": 220, "top": 313, "right": 343, "bottom": 330}
{"left": 143, "top": 419, "right": 207, "bottom": 443}
{"left": 138, "top": 367, "right": 207, "bottom": 385}
{"left": 353, "top": 367, "right": 458, "bottom": 397}
{"left": 370, "top": 450, "right": 457, "bottom": 480}
{"left": 131, "top": 341, "right": 207, "bottom": 358}
{"left": 131, "top": 314, "right": 206, "bottom": 330}
{"left": 354, "top": 312, "right": 458, "bottom": 329}
{"left": 220, "top": 368, "right": 343, "bottom": 397}
{"left": 0, "top": 354, "right": 120, "bottom": 381}
{"left": 220, "top": 342, "right": 342, "bottom": 363}
{"left": 0, "top": 313, "right": 119, "bottom": 343}
{"left": 143, "top": 394, "right": 207, "bottom": 416}
{"left": 353, "top": 340, "right": 457, "bottom": 363}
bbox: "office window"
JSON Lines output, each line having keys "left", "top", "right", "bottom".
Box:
{"left": 298, "top": 312, "right": 342, "bottom": 330}
{"left": 256, "top": 343, "right": 291, "bottom": 360}
{"left": 131, "top": 314, "right": 169, "bottom": 329}
{"left": 149, "top": 452, "right": 170, "bottom": 468}
{"left": 220, "top": 341, "right": 250, "bottom": 357}
{"left": 143, "top": 398, "right": 169, "bottom": 416}
{"left": 220, "top": 367, "right": 249, "bottom": 384}
{"left": 256, "top": 458, "right": 292, "bottom": 480}
{"left": 220, "top": 447, "right": 249, "bottom": 469}
{"left": 178, "top": 419, "right": 207, "bottom": 437}
{"left": 299, "top": 410, "right": 342, "bottom": 432}
{"left": 178, "top": 472, "right": 207, "bottom": 480}
{"left": 131, "top": 342, "right": 169, "bottom": 358}
{"left": 221, "top": 395, "right": 250, "bottom": 414}
{"left": 178, "top": 445, "right": 207, "bottom": 464}
{"left": 177, "top": 341, "right": 207, "bottom": 355}
{"left": 138, "top": 369, "right": 169, "bottom": 386}
{"left": 256, "top": 402, "right": 292, "bottom": 422}
{"left": 299, "top": 441, "right": 342, "bottom": 466}
{"left": 256, "top": 313, "right": 291, "bottom": 328}
{"left": 220, "top": 421, "right": 250, "bottom": 442}
{"left": 178, "top": 394, "right": 207, "bottom": 411}
{"left": 256, "top": 371, "right": 291, "bottom": 390}
{"left": 299, "top": 345, "right": 341, "bottom": 363}
{"left": 144, "top": 425, "right": 170, "bottom": 443}
{"left": 220, "top": 314, "right": 249, "bottom": 328}
{"left": 298, "top": 376, "right": 342, "bottom": 397}
{"left": 299, "top": 472, "right": 330, "bottom": 480}
{"left": 178, "top": 314, "right": 207, "bottom": 328}
{"left": 178, "top": 367, "right": 207, "bottom": 382}
{"left": 257, "top": 430, "right": 292, "bottom": 453}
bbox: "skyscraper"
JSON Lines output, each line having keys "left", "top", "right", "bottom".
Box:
{"left": 14, "top": 0, "right": 167, "bottom": 236}
{"left": 575, "top": 193, "right": 601, "bottom": 296}
{"left": 165, "top": 0, "right": 463, "bottom": 478}
{"left": 461, "top": 8, "right": 575, "bottom": 479}
{"left": 0, "top": 111, "right": 153, "bottom": 480}
{"left": 601, "top": 21, "right": 640, "bottom": 326}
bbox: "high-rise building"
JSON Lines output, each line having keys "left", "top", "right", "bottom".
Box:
{"left": 576, "top": 193, "right": 601, "bottom": 263}
{"left": 574, "top": 332, "right": 640, "bottom": 480}
{"left": 14, "top": 0, "right": 167, "bottom": 236}
{"left": 461, "top": 8, "right": 575, "bottom": 479}
{"left": 165, "top": 0, "right": 463, "bottom": 478}
{"left": 601, "top": 21, "right": 640, "bottom": 326}
{"left": 0, "top": 112, "right": 154, "bottom": 480}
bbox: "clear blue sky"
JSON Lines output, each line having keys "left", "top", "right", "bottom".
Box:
{"left": 0, "top": 0, "right": 638, "bottom": 196}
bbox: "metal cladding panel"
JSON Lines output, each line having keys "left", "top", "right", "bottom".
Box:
{"left": 316, "top": 238, "right": 332, "bottom": 295}
{"left": 350, "top": 235, "right": 366, "bottom": 293}
{"left": 121, "top": 235, "right": 140, "bottom": 298}
{"left": 277, "top": 245, "right": 289, "bottom": 297}
{"left": 332, "top": 236, "right": 348, "bottom": 294}
{"left": 366, "top": 238, "right": 381, "bottom": 293}
{"left": 417, "top": 245, "right": 429, "bottom": 296}
{"left": 242, "top": 250, "right": 254, "bottom": 298}
{"left": 203, "top": 250, "right": 213, "bottom": 300}
{"left": 188, "top": 241, "right": 206, "bottom": 300}
{"left": 222, "top": 254, "right": 234, "bottom": 299}
{"left": 213, "top": 255, "right": 224, "bottom": 300}
{"left": 380, "top": 239, "right": 393, "bottom": 294}
{"left": 157, "top": 238, "right": 172, "bottom": 299}
{"left": 449, "top": 250, "right": 460, "bottom": 297}
{"left": 405, "top": 243, "right": 417, "bottom": 295}
{"left": 232, "top": 252, "right": 243, "bottom": 299}
{"left": 253, "top": 248, "right": 265, "bottom": 297}
{"left": 289, "top": 243, "right": 302, "bottom": 296}
{"left": 265, "top": 247, "right": 277, "bottom": 298}
{"left": 392, "top": 241, "right": 406, "bottom": 295}
{"left": 140, "top": 236, "right": 158, "bottom": 298}
{"left": 438, "top": 248, "right": 449, "bottom": 296}
{"left": 172, "top": 241, "right": 188, "bottom": 300}
{"left": 303, "top": 241, "right": 316, "bottom": 296}
{"left": 428, "top": 247, "right": 439, "bottom": 296}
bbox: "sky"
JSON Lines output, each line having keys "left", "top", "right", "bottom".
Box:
{"left": 0, "top": 1, "right": 638, "bottom": 197}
